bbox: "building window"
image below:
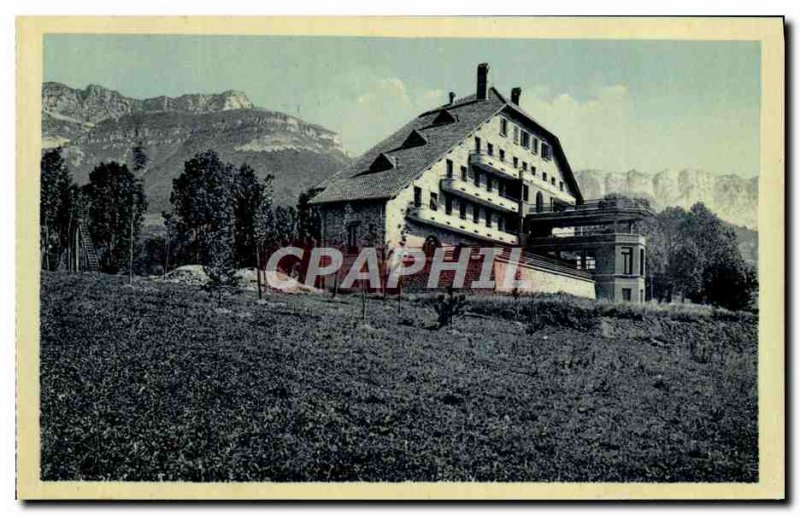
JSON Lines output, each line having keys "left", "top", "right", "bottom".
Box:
{"left": 523, "top": 184, "right": 529, "bottom": 202}
{"left": 413, "top": 186, "right": 422, "bottom": 208}
{"left": 460, "top": 165, "right": 468, "bottom": 181}
{"left": 640, "top": 289, "right": 644, "bottom": 302}
{"left": 475, "top": 137, "right": 481, "bottom": 152}
{"left": 521, "top": 131, "right": 530, "bottom": 148}
{"left": 473, "top": 170, "right": 481, "bottom": 187}
{"left": 532, "top": 138, "right": 539, "bottom": 155}
{"left": 522, "top": 161, "right": 528, "bottom": 172}
{"left": 347, "top": 222, "right": 360, "bottom": 248}
{"left": 542, "top": 172, "right": 548, "bottom": 182}
{"left": 531, "top": 166, "right": 536, "bottom": 176}
{"left": 445, "top": 197, "right": 453, "bottom": 215}
{"left": 535, "top": 191, "right": 544, "bottom": 213}
{"left": 622, "top": 288, "right": 632, "bottom": 302}
{"left": 430, "top": 191, "right": 438, "bottom": 211}
{"left": 499, "top": 149, "right": 505, "bottom": 162}
{"left": 487, "top": 143, "right": 494, "bottom": 156}
{"left": 486, "top": 212, "right": 493, "bottom": 228}
{"left": 582, "top": 250, "right": 597, "bottom": 271}
{"left": 487, "top": 177, "right": 494, "bottom": 193}
{"left": 622, "top": 247, "right": 633, "bottom": 275}
{"left": 551, "top": 177, "right": 556, "bottom": 186}
{"left": 541, "top": 143, "right": 552, "bottom": 160}
{"left": 640, "top": 248, "right": 645, "bottom": 276}
{"left": 446, "top": 159, "right": 453, "bottom": 179}
{"left": 513, "top": 126, "right": 520, "bottom": 144}
{"left": 500, "top": 118, "right": 508, "bottom": 136}
{"left": 513, "top": 157, "right": 519, "bottom": 169}
{"left": 473, "top": 205, "right": 480, "bottom": 224}
{"left": 459, "top": 203, "right": 467, "bottom": 220}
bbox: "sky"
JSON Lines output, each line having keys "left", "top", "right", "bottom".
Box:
{"left": 44, "top": 35, "right": 761, "bottom": 177}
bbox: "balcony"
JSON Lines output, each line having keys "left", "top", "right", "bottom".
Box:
{"left": 468, "top": 151, "right": 520, "bottom": 180}
{"left": 526, "top": 197, "right": 655, "bottom": 227}
{"left": 406, "top": 205, "right": 518, "bottom": 245}
{"left": 440, "top": 178, "right": 519, "bottom": 213}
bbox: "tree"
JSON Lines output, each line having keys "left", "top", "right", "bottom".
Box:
{"left": 296, "top": 187, "right": 322, "bottom": 245}
{"left": 40, "top": 148, "right": 74, "bottom": 270}
{"left": 254, "top": 174, "right": 276, "bottom": 296}
{"left": 232, "top": 164, "right": 263, "bottom": 267}
{"left": 170, "top": 150, "right": 234, "bottom": 265}
{"left": 130, "top": 141, "right": 149, "bottom": 174}
{"left": 84, "top": 161, "right": 147, "bottom": 273}
{"left": 667, "top": 240, "right": 705, "bottom": 302}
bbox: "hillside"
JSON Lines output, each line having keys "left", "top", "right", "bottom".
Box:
{"left": 40, "top": 273, "right": 757, "bottom": 482}
{"left": 574, "top": 168, "right": 758, "bottom": 231}
{"left": 42, "top": 82, "right": 350, "bottom": 214}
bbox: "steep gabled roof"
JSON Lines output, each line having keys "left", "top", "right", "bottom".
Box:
{"left": 311, "top": 87, "right": 583, "bottom": 205}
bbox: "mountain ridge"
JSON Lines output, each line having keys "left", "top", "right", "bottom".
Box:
{"left": 42, "top": 82, "right": 349, "bottom": 214}
{"left": 574, "top": 168, "right": 758, "bottom": 230}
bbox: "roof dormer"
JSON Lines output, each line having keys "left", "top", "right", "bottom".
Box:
{"left": 368, "top": 152, "right": 396, "bottom": 173}
{"left": 400, "top": 129, "right": 428, "bottom": 149}
{"left": 432, "top": 109, "right": 457, "bottom": 126}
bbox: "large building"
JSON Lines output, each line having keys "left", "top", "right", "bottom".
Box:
{"left": 311, "top": 64, "right": 651, "bottom": 302}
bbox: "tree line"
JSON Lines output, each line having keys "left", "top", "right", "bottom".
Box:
{"left": 40, "top": 147, "right": 321, "bottom": 288}
{"left": 634, "top": 199, "right": 758, "bottom": 311}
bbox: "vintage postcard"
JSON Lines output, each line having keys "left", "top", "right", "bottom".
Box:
{"left": 16, "top": 16, "right": 784, "bottom": 500}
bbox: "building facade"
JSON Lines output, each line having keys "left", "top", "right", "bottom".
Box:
{"left": 311, "top": 64, "right": 651, "bottom": 302}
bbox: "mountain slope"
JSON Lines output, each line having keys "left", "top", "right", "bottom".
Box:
{"left": 42, "top": 82, "right": 349, "bottom": 215}
{"left": 574, "top": 168, "right": 758, "bottom": 230}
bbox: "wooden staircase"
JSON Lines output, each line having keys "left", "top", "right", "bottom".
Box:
{"left": 78, "top": 219, "right": 99, "bottom": 272}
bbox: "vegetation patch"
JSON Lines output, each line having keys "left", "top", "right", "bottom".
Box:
{"left": 41, "top": 273, "right": 758, "bottom": 482}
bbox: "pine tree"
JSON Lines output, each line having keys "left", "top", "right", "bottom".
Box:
{"left": 40, "top": 148, "right": 73, "bottom": 270}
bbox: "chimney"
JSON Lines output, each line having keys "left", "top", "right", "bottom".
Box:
{"left": 511, "top": 87, "right": 522, "bottom": 105}
{"left": 476, "top": 63, "right": 489, "bottom": 100}
{"left": 448, "top": 91, "right": 456, "bottom": 105}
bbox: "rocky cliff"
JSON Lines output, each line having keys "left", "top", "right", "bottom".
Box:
{"left": 42, "top": 82, "right": 349, "bottom": 214}
{"left": 574, "top": 168, "right": 758, "bottom": 230}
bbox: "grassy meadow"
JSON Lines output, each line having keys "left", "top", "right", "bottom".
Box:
{"left": 39, "top": 272, "right": 758, "bottom": 482}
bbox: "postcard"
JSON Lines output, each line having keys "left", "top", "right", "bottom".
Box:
{"left": 16, "top": 16, "right": 785, "bottom": 500}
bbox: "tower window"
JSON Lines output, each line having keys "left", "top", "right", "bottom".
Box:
{"left": 622, "top": 247, "right": 633, "bottom": 275}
